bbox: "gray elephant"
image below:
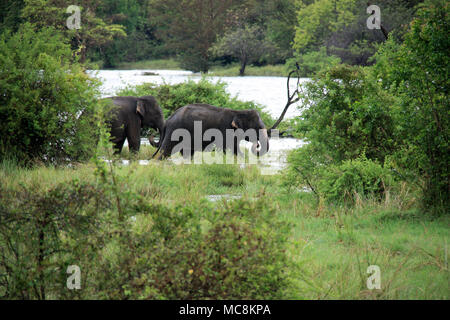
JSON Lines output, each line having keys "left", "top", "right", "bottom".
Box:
{"left": 105, "top": 95, "right": 164, "bottom": 154}
{"left": 154, "top": 104, "right": 269, "bottom": 159}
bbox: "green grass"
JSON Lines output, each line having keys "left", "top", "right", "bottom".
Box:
{"left": 114, "top": 58, "right": 181, "bottom": 70}
{"left": 107, "top": 58, "right": 288, "bottom": 77}
{"left": 1, "top": 156, "right": 448, "bottom": 299}
{"left": 208, "top": 63, "right": 287, "bottom": 77}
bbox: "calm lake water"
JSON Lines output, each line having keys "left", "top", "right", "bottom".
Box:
{"left": 90, "top": 69, "right": 308, "bottom": 174}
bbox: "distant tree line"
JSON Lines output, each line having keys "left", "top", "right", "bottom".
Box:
{"left": 0, "top": 0, "right": 427, "bottom": 73}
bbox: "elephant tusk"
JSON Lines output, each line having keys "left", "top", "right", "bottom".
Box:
{"left": 250, "top": 129, "right": 269, "bottom": 156}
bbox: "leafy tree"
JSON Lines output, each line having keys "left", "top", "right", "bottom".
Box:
{"left": 211, "top": 25, "right": 277, "bottom": 76}
{"left": 372, "top": 0, "right": 449, "bottom": 212}
{"left": 149, "top": 0, "right": 244, "bottom": 72}
{"left": 0, "top": 0, "right": 25, "bottom": 31}
{"left": 234, "top": 0, "right": 298, "bottom": 61}
{"left": 92, "top": 0, "right": 163, "bottom": 67}
{"left": 0, "top": 24, "right": 101, "bottom": 164}
{"left": 297, "top": 64, "right": 396, "bottom": 164}
{"left": 293, "top": 0, "right": 427, "bottom": 67}
{"left": 286, "top": 46, "right": 341, "bottom": 76}
{"left": 21, "top": 0, "right": 126, "bottom": 62}
{"left": 265, "top": 1, "right": 298, "bottom": 60}
{"left": 294, "top": 0, "right": 357, "bottom": 54}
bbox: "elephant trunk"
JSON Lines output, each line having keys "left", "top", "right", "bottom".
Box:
{"left": 251, "top": 128, "right": 269, "bottom": 156}
{"left": 149, "top": 121, "right": 165, "bottom": 148}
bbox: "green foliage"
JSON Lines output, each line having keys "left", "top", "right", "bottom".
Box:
{"left": 0, "top": 158, "right": 297, "bottom": 299}
{"left": 297, "top": 64, "right": 396, "bottom": 163}
{"left": 286, "top": 47, "right": 341, "bottom": 77}
{"left": 0, "top": 179, "right": 107, "bottom": 299}
{"left": 22, "top": 0, "right": 126, "bottom": 62}
{"left": 287, "top": 1, "right": 449, "bottom": 212}
{"left": 211, "top": 24, "right": 279, "bottom": 76}
{"left": 294, "top": 0, "right": 356, "bottom": 54}
{"left": 0, "top": 0, "right": 25, "bottom": 31}
{"left": 0, "top": 24, "right": 101, "bottom": 165}
{"left": 371, "top": 0, "right": 449, "bottom": 213}
{"left": 317, "top": 157, "right": 394, "bottom": 204}
{"left": 262, "top": 0, "right": 298, "bottom": 60}
{"left": 285, "top": 148, "right": 396, "bottom": 205}
{"left": 117, "top": 199, "right": 294, "bottom": 299}
{"left": 148, "top": 0, "right": 241, "bottom": 72}
{"left": 293, "top": 0, "right": 427, "bottom": 68}
{"left": 116, "top": 78, "right": 274, "bottom": 126}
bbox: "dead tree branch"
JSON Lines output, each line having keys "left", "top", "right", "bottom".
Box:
{"left": 269, "top": 63, "right": 302, "bottom": 136}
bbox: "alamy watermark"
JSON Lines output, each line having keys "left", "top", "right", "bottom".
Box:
{"left": 367, "top": 5, "right": 381, "bottom": 30}
{"left": 66, "top": 5, "right": 81, "bottom": 30}
{"left": 66, "top": 265, "right": 81, "bottom": 290}
{"left": 165, "top": 121, "right": 277, "bottom": 166}
{"left": 366, "top": 265, "right": 381, "bottom": 290}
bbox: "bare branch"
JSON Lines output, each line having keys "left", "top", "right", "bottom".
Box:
{"left": 270, "top": 65, "right": 302, "bottom": 134}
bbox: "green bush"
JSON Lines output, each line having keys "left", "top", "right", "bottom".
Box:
{"left": 0, "top": 159, "right": 296, "bottom": 299}
{"left": 371, "top": 0, "right": 449, "bottom": 213}
{"left": 117, "top": 78, "right": 274, "bottom": 126}
{"left": 286, "top": 47, "right": 341, "bottom": 77}
{"left": 297, "top": 64, "right": 396, "bottom": 164}
{"left": 316, "top": 157, "right": 395, "bottom": 204}
{"left": 0, "top": 24, "right": 101, "bottom": 165}
{"left": 116, "top": 199, "right": 294, "bottom": 299}
{"left": 0, "top": 179, "right": 107, "bottom": 299}
{"left": 285, "top": 148, "right": 395, "bottom": 205}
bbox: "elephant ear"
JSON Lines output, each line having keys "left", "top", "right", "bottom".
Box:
{"left": 136, "top": 100, "right": 145, "bottom": 117}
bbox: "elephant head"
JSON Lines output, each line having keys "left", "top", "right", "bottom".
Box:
{"left": 231, "top": 109, "right": 269, "bottom": 156}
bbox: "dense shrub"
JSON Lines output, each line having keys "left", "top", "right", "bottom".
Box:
{"left": 113, "top": 199, "right": 294, "bottom": 299}
{"left": 285, "top": 150, "right": 395, "bottom": 205}
{"left": 316, "top": 157, "right": 394, "bottom": 204}
{"left": 0, "top": 179, "right": 107, "bottom": 299}
{"left": 286, "top": 47, "right": 341, "bottom": 77}
{"left": 286, "top": 2, "right": 448, "bottom": 212}
{"left": 372, "top": 1, "right": 449, "bottom": 213}
{"left": 0, "top": 24, "right": 101, "bottom": 165}
{"left": 0, "top": 159, "right": 296, "bottom": 299}
{"left": 285, "top": 64, "right": 397, "bottom": 204}
{"left": 297, "top": 64, "right": 396, "bottom": 164}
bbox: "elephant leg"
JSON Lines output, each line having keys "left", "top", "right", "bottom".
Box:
{"left": 158, "top": 128, "right": 179, "bottom": 159}
{"left": 233, "top": 140, "right": 244, "bottom": 157}
{"left": 112, "top": 139, "right": 125, "bottom": 154}
{"left": 157, "top": 139, "right": 171, "bottom": 159}
{"left": 110, "top": 129, "right": 126, "bottom": 155}
{"left": 126, "top": 126, "right": 141, "bottom": 153}
{"left": 180, "top": 149, "right": 195, "bottom": 160}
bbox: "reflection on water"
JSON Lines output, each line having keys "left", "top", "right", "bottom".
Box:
{"left": 93, "top": 69, "right": 307, "bottom": 174}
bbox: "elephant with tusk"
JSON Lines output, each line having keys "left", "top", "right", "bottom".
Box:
{"left": 153, "top": 103, "right": 269, "bottom": 159}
